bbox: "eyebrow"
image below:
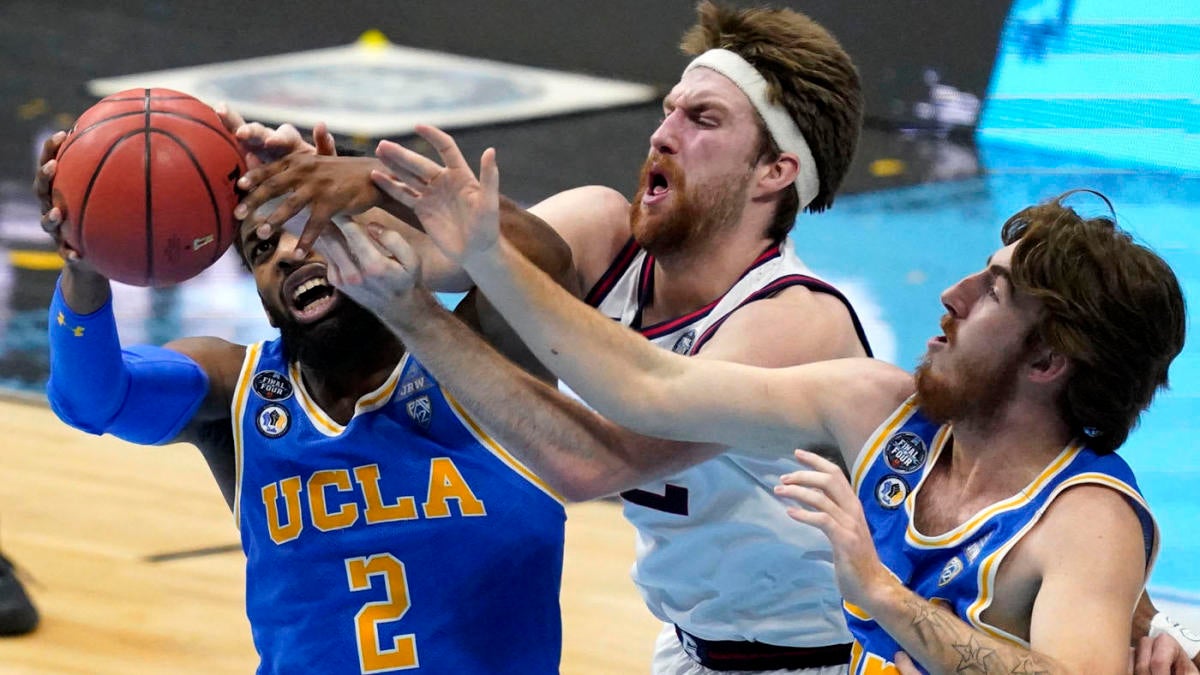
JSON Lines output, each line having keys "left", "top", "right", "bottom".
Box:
{"left": 664, "top": 92, "right": 730, "bottom": 114}
{"left": 986, "top": 263, "right": 1015, "bottom": 295}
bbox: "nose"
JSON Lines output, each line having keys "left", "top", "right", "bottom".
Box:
{"left": 649, "top": 109, "right": 682, "bottom": 155}
{"left": 939, "top": 270, "right": 986, "bottom": 319}
{"left": 273, "top": 234, "right": 306, "bottom": 271}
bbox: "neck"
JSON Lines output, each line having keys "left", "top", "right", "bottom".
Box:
{"left": 943, "top": 398, "right": 1074, "bottom": 494}
{"left": 643, "top": 219, "right": 776, "bottom": 324}
{"left": 298, "top": 337, "right": 405, "bottom": 426}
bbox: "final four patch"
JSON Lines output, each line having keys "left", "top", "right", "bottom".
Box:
{"left": 875, "top": 475, "right": 909, "bottom": 509}
{"left": 406, "top": 395, "right": 433, "bottom": 430}
{"left": 252, "top": 371, "right": 293, "bottom": 401}
{"left": 883, "top": 431, "right": 928, "bottom": 474}
{"left": 256, "top": 404, "right": 291, "bottom": 438}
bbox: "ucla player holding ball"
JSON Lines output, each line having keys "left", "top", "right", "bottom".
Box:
{"left": 35, "top": 115, "right": 592, "bottom": 673}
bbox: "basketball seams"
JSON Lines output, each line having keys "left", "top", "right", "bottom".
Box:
{"left": 76, "top": 128, "right": 150, "bottom": 262}
{"left": 143, "top": 88, "right": 154, "bottom": 287}
{"left": 55, "top": 87, "right": 243, "bottom": 286}
{"left": 150, "top": 129, "right": 226, "bottom": 266}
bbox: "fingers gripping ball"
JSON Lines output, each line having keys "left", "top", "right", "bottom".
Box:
{"left": 53, "top": 88, "right": 246, "bottom": 286}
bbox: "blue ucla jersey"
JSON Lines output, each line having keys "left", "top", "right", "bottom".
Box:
{"left": 845, "top": 397, "right": 1158, "bottom": 675}
{"left": 233, "top": 339, "right": 566, "bottom": 675}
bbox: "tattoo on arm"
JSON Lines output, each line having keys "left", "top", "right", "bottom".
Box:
{"left": 900, "top": 598, "right": 1056, "bottom": 674}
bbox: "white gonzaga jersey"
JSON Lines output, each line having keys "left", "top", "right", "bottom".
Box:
{"left": 571, "top": 237, "right": 872, "bottom": 647}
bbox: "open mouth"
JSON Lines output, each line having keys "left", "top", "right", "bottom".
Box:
{"left": 282, "top": 263, "right": 341, "bottom": 323}
{"left": 642, "top": 168, "right": 672, "bottom": 205}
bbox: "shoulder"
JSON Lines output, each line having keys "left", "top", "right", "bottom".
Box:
{"left": 1025, "top": 481, "right": 1149, "bottom": 572}
{"left": 528, "top": 185, "right": 632, "bottom": 289}
{"left": 163, "top": 336, "right": 248, "bottom": 392}
{"left": 696, "top": 284, "right": 867, "bottom": 367}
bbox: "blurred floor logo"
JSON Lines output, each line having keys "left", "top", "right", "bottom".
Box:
{"left": 87, "top": 31, "right": 656, "bottom": 138}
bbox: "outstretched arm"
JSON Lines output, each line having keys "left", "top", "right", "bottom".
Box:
{"left": 365, "top": 125, "right": 907, "bottom": 462}
{"left": 232, "top": 136, "right": 582, "bottom": 293}
{"left": 315, "top": 219, "right": 726, "bottom": 500}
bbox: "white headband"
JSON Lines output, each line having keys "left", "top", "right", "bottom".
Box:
{"left": 684, "top": 48, "right": 820, "bottom": 210}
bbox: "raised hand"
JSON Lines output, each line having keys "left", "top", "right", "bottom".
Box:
{"left": 372, "top": 125, "right": 501, "bottom": 266}
{"left": 235, "top": 154, "right": 384, "bottom": 253}
{"left": 774, "top": 449, "right": 893, "bottom": 609}
{"left": 316, "top": 216, "right": 424, "bottom": 318}
{"left": 32, "top": 129, "right": 98, "bottom": 272}
{"left": 215, "top": 103, "right": 334, "bottom": 168}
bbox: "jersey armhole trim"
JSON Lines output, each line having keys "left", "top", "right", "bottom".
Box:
{"left": 441, "top": 389, "right": 566, "bottom": 505}
{"left": 231, "top": 341, "right": 265, "bottom": 530}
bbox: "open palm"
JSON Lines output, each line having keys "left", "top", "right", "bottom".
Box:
{"left": 372, "top": 125, "right": 501, "bottom": 265}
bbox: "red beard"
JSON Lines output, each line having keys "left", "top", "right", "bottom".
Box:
{"left": 629, "top": 153, "right": 750, "bottom": 258}
{"left": 914, "top": 317, "right": 1026, "bottom": 426}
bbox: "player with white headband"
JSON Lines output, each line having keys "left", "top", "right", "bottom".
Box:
{"left": 464, "top": 4, "right": 866, "bottom": 672}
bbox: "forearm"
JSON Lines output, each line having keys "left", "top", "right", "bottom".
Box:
{"left": 463, "top": 238, "right": 689, "bottom": 440}
{"left": 497, "top": 196, "right": 579, "bottom": 296}
{"left": 868, "top": 584, "right": 1067, "bottom": 675}
{"left": 47, "top": 273, "right": 208, "bottom": 444}
{"left": 381, "top": 288, "right": 651, "bottom": 500}
{"left": 59, "top": 263, "right": 111, "bottom": 314}
{"left": 388, "top": 196, "right": 576, "bottom": 294}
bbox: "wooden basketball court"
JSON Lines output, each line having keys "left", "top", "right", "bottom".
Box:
{"left": 0, "top": 396, "right": 660, "bottom": 673}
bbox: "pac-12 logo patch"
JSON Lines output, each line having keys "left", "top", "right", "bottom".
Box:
{"left": 406, "top": 395, "right": 432, "bottom": 430}
{"left": 883, "top": 431, "right": 928, "bottom": 474}
{"left": 875, "top": 475, "right": 909, "bottom": 509}
{"left": 252, "top": 371, "right": 293, "bottom": 401}
{"left": 671, "top": 329, "right": 696, "bottom": 355}
{"left": 938, "top": 556, "right": 964, "bottom": 586}
{"left": 256, "top": 404, "right": 290, "bottom": 438}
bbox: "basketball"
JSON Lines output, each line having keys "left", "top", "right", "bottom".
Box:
{"left": 52, "top": 88, "right": 246, "bottom": 286}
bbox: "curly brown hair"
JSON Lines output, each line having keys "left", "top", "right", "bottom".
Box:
{"left": 680, "top": 1, "right": 862, "bottom": 239}
{"left": 1002, "top": 192, "right": 1187, "bottom": 453}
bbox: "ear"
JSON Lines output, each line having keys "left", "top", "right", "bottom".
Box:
{"left": 1027, "top": 348, "right": 1070, "bottom": 384}
{"left": 752, "top": 151, "right": 800, "bottom": 199}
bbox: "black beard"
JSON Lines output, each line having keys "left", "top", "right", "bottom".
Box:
{"left": 271, "top": 298, "right": 400, "bottom": 373}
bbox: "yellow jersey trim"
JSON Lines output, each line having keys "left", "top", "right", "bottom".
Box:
{"left": 442, "top": 390, "right": 565, "bottom": 505}
{"left": 905, "top": 440, "right": 1084, "bottom": 549}
{"left": 851, "top": 395, "right": 920, "bottom": 491}
{"left": 287, "top": 354, "right": 406, "bottom": 437}
{"left": 231, "top": 341, "right": 263, "bottom": 529}
{"left": 965, "top": 470, "right": 1158, "bottom": 647}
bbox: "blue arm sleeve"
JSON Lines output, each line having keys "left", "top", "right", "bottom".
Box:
{"left": 47, "top": 277, "right": 210, "bottom": 445}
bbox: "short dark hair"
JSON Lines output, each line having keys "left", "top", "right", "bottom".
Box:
{"left": 680, "top": 1, "right": 863, "bottom": 239}
{"left": 1002, "top": 192, "right": 1187, "bottom": 453}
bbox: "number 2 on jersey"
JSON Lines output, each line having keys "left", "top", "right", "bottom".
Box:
{"left": 346, "top": 553, "right": 418, "bottom": 672}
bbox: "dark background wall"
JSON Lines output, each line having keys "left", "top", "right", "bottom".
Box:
{"left": 0, "top": 1, "right": 1011, "bottom": 201}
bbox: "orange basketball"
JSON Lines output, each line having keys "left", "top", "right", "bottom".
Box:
{"left": 53, "top": 88, "right": 246, "bottom": 286}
